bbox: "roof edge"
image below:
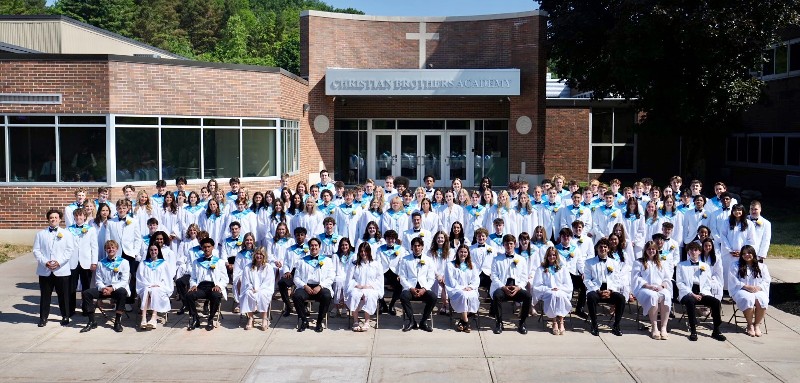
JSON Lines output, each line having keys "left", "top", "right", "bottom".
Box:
{"left": 300, "top": 10, "right": 547, "bottom": 22}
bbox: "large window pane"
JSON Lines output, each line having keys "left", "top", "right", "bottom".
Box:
{"left": 373, "top": 120, "right": 395, "bottom": 130}
{"left": 615, "top": 110, "right": 636, "bottom": 144}
{"left": 773, "top": 137, "right": 786, "bottom": 165}
{"left": 162, "top": 128, "right": 200, "bottom": 180}
{"left": 446, "top": 120, "right": 469, "bottom": 130}
{"left": 481, "top": 131, "right": 508, "bottom": 186}
{"left": 775, "top": 44, "right": 788, "bottom": 74}
{"left": 747, "top": 136, "right": 759, "bottom": 163}
{"left": 482, "top": 120, "right": 508, "bottom": 131}
{"left": 242, "top": 129, "right": 276, "bottom": 177}
{"left": 9, "top": 126, "right": 55, "bottom": 182}
{"left": 0, "top": 126, "right": 4, "bottom": 181}
{"left": 726, "top": 138, "right": 738, "bottom": 162}
{"left": 591, "top": 146, "right": 612, "bottom": 170}
{"left": 335, "top": 130, "right": 366, "bottom": 184}
{"left": 612, "top": 146, "right": 634, "bottom": 170}
{"left": 788, "top": 138, "right": 800, "bottom": 166}
{"left": 116, "top": 128, "right": 158, "bottom": 182}
{"left": 203, "top": 129, "right": 240, "bottom": 178}
{"left": 591, "top": 110, "right": 613, "bottom": 143}
{"left": 790, "top": 43, "right": 800, "bottom": 72}
{"left": 59, "top": 126, "right": 106, "bottom": 182}
{"left": 760, "top": 137, "right": 772, "bottom": 164}
{"left": 398, "top": 120, "right": 444, "bottom": 130}
{"left": 763, "top": 49, "right": 775, "bottom": 76}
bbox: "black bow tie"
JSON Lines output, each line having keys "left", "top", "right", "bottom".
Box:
{"left": 637, "top": 197, "right": 643, "bottom": 200}
{"left": 310, "top": 256, "right": 319, "bottom": 260}
{"left": 326, "top": 234, "right": 333, "bottom": 238}
{"left": 598, "top": 258, "right": 607, "bottom": 263}
{"left": 750, "top": 217, "right": 758, "bottom": 222}
{"left": 477, "top": 244, "right": 485, "bottom": 248}
{"left": 345, "top": 204, "right": 353, "bottom": 208}
{"left": 364, "top": 194, "right": 373, "bottom": 197}
{"left": 204, "top": 256, "right": 213, "bottom": 261}
{"left": 723, "top": 208, "right": 730, "bottom": 211}
{"left": 506, "top": 254, "right": 515, "bottom": 259}
{"left": 48, "top": 227, "right": 58, "bottom": 232}
{"left": 581, "top": 202, "right": 591, "bottom": 206}
{"left": 533, "top": 201, "right": 542, "bottom": 204}
{"left": 695, "top": 209, "right": 703, "bottom": 213}
{"left": 413, "top": 255, "right": 422, "bottom": 259}
{"left": 691, "top": 261, "right": 699, "bottom": 266}
{"left": 413, "top": 229, "right": 421, "bottom": 233}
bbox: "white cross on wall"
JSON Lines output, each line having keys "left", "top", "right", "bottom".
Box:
{"left": 406, "top": 22, "right": 439, "bottom": 69}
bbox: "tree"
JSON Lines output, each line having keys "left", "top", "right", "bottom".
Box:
{"left": 133, "top": 0, "right": 186, "bottom": 52}
{"left": 179, "top": 0, "right": 225, "bottom": 54}
{"left": 0, "top": 0, "right": 48, "bottom": 15}
{"left": 53, "top": 0, "right": 137, "bottom": 37}
{"left": 538, "top": 0, "right": 800, "bottom": 177}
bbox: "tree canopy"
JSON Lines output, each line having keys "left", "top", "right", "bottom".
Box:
{"left": 6, "top": 0, "right": 362, "bottom": 74}
{"left": 538, "top": 0, "right": 800, "bottom": 136}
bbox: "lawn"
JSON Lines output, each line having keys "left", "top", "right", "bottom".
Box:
{"left": 762, "top": 199, "right": 800, "bottom": 259}
{"left": 0, "top": 244, "right": 31, "bottom": 264}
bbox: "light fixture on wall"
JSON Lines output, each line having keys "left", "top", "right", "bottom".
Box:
{"left": 303, "top": 103, "right": 310, "bottom": 114}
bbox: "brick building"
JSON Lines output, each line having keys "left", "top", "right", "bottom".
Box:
{"left": 0, "top": 11, "right": 645, "bottom": 239}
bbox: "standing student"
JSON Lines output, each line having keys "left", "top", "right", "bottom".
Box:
{"left": 748, "top": 201, "right": 771, "bottom": 261}
{"left": 95, "top": 187, "right": 116, "bottom": 217}
{"left": 151, "top": 180, "right": 168, "bottom": 207}
{"left": 133, "top": 191, "right": 157, "bottom": 237}
{"left": 34, "top": 210, "right": 75, "bottom": 327}
{"left": 67, "top": 208, "right": 98, "bottom": 318}
{"left": 65, "top": 189, "right": 87, "bottom": 227}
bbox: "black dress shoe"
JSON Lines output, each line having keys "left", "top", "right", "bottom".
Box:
{"left": 517, "top": 322, "right": 528, "bottom": 335}
{"left": 590, "top": 326, "right": 600, "bottom": 336}
{"left": 113, "top": 321, "right": 124, "bottom": 333}
{"left": 60, "top": 318, "right": 70, "bottom": 326}
{"left": 37, "top": 319, "right": 47, "bottom": 327}
{"left": 297, "top": 320, "right": 308, "bottom": 332}
{"left": 711, "top": 331, "right": 727, "bottom": 342}
{"left": 187, "top": 317, "right": 200, "bottom": 331}
{"left": 282, "top": 308, "right": 293, "bottom": 317}
{"left": 205, "top": 323, "right": 214, "bottom": 331}
{"left": 176, "top": 307, "right": 186, "bottom": 316}
{"left": 389, "top": 307, "right": 397, "bottom": 316}
{"left": 80, "top": 321, "right": 97, "bottom": 333}
{"left": 611, "top": 326, "right": 622, "bottom": 336}
{"left": 493, "top": 322, "right": 503, "bottom": 334}
{"left": 419, "top": 323, "right": 433, "bottom": 332}
{"left": 688, "top": 332, "right": 698, "bottom": 341}
{"left": 574, "top": 310, "right": 588, "bottom": 319}
{"left": 402, "top": 321, "right": 416, "bottom": 332}
{"left": 314, "top": 323, "right": 324, "bottom": 333}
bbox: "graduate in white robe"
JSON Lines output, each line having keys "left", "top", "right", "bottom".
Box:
{"left": 345, "top": 242, "right": 384, "bottom": 331}
{"left": 632, "top": 241, "right": 672, "bottom": 340}
{"left": 445, "top": 244, "right": 480, "bottom": 333}
{"left": 239, "top": 247, "right": 276, "bottom": 330}
{"left": 136, "top": 244, "right": 174, "bottom": 329}
{"left": 532, "top": 246, "right": 573, "bottom": 334}
{"left": 727, "top": 245, "right": 771, "bottom": 337}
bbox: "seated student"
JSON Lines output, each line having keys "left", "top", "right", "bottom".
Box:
{"left": 81, "top": 240, "right": 130, "bottom": 333}
{"left": 677, "top": 242, "right": 727, "bottom": 342}
{"left": 584, "top": 238, "right": 625, "bottom": 336}
{"left": 239, "top": 247, "right": 275, "bottom": 331}
{"left": 292, "top": 238, "right": 335, "bottom": 333}
{"left": 278, "top": 227, "right": 309, "bottom": 317}
{"left": 446, "top": 244, "right": 480, "bottom": 333}
{"left": 136, "top": 244, "right": 173, "bottom": 330}
{"left": 747, "top": 201, "right": 771, "bottom": 261}
{"left": 186, "top": 238, "right": 227, "bottom": 331}
{"left": 377, "top": 230, "right": 407, "bottom": 315}
{"left": 345, "top": 242, "right": 384, "bottom": 332}
{"left": 727, "top": 245, "right": 771, "bottom": 337}
{"left": 34, "top": 209, "right": 75, "bottom": 327}
{"left": 633, "top": 241, "right": 673, "bottom": 340}
{"left": 490, "top": 234, "right": 532, "bottom": 335}
{"left": 397, "top": 237, "right": 437, "bottom": 332}
{"left": 231, "top": 233, "right": 258, "bottom": 314}
{"left": 533, "top": 246, "right": 573, "bottom": 335}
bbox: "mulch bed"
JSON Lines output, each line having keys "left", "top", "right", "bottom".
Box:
{"left": 770, "top": 283, "right": 800, "bottom": 317}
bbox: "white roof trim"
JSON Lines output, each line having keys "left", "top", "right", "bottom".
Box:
{"left": 300, "top": 10, "right": 547, "bottom": 22}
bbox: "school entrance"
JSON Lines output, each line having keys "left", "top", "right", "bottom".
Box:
{"left": 334, "top": 119, "right": 509, "bottom": 188}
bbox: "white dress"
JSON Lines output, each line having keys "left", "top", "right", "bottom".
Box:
{"left": 532, "top": 265, "right": 573, "bottom": 318}
{"left": 345, "top": 260, "right": 384, "bottom": 315}
{"left": 631, "top": 260, "right": 672, "bottom": 312}
{"left": 444, "top": 261, "right": 481, "bottom": 314}
{"left": 135, "top": 259, "right": 174, "bottom": 312}
{"left": 728, "top": 262, "right": 771, "bottom": 311}
{"left": 238, "top": 264, "right": 276, "bottom": 314}
{"left": 333, "top": 252, "right": 356, "bottom": 304}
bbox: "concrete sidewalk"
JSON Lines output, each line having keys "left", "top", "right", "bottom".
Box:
{"left": 1, "top": 254, "right": 799, "bottom": 383}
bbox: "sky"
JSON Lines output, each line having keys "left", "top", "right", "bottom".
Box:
{"left": 324, "top": 0, "right": 538, "bottom": 16}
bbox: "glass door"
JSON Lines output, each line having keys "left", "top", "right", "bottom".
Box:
{"left": 421, "top": 133, "right": 443, "bottom": 187}
{"left": 445, "top": 132, "right": 470, "bottom": 187}
{"left": 373, "top": 133, "right": 395, "bottom": 180}
{"left": 399, "top": 133, "right": 419, "bottom": 182}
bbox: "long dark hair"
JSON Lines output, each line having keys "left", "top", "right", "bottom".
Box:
{"left": 624, "top": 197, "right": 641, "bottom": 219}
{"left": 250, "top": 191, "right": 265, "bottom": 212}
{"left": 453, "top": 244, "right": 473, "bottom": 270}
{"left": 728, "top": 204, "right": 749, "bottom": 231}
{"left": 148, "top": 230, "right": 172, "bottom": 248}
{"left": 700, "top": 238, "right": 717, "bottom": 266}
{"left": 355, "top": 242, "right": 373, "bottom": 266}
{"left": 737, "top": 245, "right": 762, "bottom": 279}
{"left": 270, "top": 199, "right": 287, "bottom": 223}
{"left": 336, "top": 237, "right": 353, "bottom": 259}
{"left": 162, "top": 192, "right": 178, "bottom": 214}
{"left": 361, "top": 221, "right": 382, "bottom": 241}
{"left": 94, "top": 202, "right": 110, "bottom": 225}
{"left": 608, "top": 233, "right": 626, "bottom": 263}
{"left": 449, "top": 221, "right": 466, "bottom": 247}
{"left": 205, "top": 199, "right": 221, "bottom": 218}
{"left": 287, "top": 192, "right": 303, "bottom": 215}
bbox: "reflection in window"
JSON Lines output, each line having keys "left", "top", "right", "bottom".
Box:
{"left": 474, "top": 131, "right": 509, "bottom": 186}
{"left": 162, "top": 128, "right": 200, "bottom": 180}
{"left": 203, "top": 129, "right": 240, "bottom": 179}
{"left": 281, "top": 120, "right": 299, "bottom": 174}
{"left": 9, "top": 126, "right": 56, "bottom": 182}
{"left": 334, "top": 130, "right": 367, "bottom": 185}
{"left": 0, "top": 126, "right": 4, "bottom": 181}
{"left": 242, "top": 129, "right": 276, "bottom": 177}
{"left": 116, "top": 128, "right": 158, "bottom": 182}
{"left": 59, "top": 127, "right": 106, "bottom": 182}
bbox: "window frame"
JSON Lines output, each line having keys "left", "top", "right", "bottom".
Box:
{"left": 761, "top": 37, "right": 800, "bottom": 81}
{"left": 588, "top": 108, "right": 638, "bottom": 173}
{"left": 725, "top": 133, "right": 800, "bottom": 170}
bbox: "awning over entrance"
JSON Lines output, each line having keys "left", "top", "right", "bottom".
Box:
{"left": 325, "top": 68, "right": 521, "bottom": 96}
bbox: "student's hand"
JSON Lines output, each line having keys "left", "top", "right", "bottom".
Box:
{"left": 283, "top": 272, "right": 292, "bottom": 279}
{"left": 304, "top": 285, "right": 314, "bottom": 295}
{"left": 90, "top": 264, "right": 97, "bottom": 271}
{"left": 275, "top": 261, "right": 283, "bottom": 268}
{"left": 212, "top": 286, "right": 221, "bottom": 293}
{"left": 313, "top": 286, "right": 322, "bottom": 294}
{"left": 188, "top": 286, "right": 197, "bottom": 292}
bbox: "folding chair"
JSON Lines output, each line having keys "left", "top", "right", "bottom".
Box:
{"left": 97, "top": 297, "right": 130, "bottom": 321}
{"left": 727, "top": 306, "right": 768, "bottom": 334}
{"left": 348, "top": 301, "right": 380, "bottom": 330}
{"left": 194, "top": 298, "right": 223, "bottom": 327}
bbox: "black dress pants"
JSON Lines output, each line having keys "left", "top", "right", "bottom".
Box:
{"left": 292, "top": 285, "right": 332, "bottom": 323}
{"left": 39, "top": 273, "right": 70, "bottom": 321}
{"left": 587, "top": 290, "right": 625, "bottom": 327}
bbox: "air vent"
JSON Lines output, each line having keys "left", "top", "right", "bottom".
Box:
{"left": 0, "top": 94, "right": 62, "bottom": 105}
{"left": 134, "top": 54, "right": 161, "bottom": 58}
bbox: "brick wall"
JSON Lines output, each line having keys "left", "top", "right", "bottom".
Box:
{"left": 0, "top": 57, "right": 311, "bottom": 229}
{"left": 545, "top": 107, "right": 590, "bottom": 181}
{"left": 302, "top": 13, "right": 546, "bottom": 175}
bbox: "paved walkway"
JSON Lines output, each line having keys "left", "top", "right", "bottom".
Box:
{"left": 1, "top": 254, "right": 799, "bottom": 383}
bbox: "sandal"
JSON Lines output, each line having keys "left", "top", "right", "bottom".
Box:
{"left": 244, "top": 319, "right": 253, "bottom": 330}
{"left": 660, "top": 331, "right": 670, "bottom": 340}
{"left": 552, "top": 324, "right": 559, "bottom": 335}
{"left": 455, "top": 320, "right": 464, "bottom": 332}
{"left": 463, "top": 322, "right": 471, "bottom": 333}
{"left": 754, "top": 325, "right": 762, "bottom": 337}
{"left": 651, "top": 330, "right": 662, "bottom": 340}
{"left": 746, "top": 324, "right": 756, "bottom": 337}
{"left": 233, "top": 306, "right": 240, "bottom": 314}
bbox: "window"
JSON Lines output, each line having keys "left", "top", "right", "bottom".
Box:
{"left": 162, "top": 128, "right": 201, "bottom": 180}
{"left": 334, "top": 119, "right": 367, "bottom": 185}
{"left": 203, "top": 128, "right": 240, "bottom": 179}
{"left": 116, "top": 128, "right": 158, "bottom": 182}
{"left": 59, "top": 126, "right": 107, "bottom": 182}
{"left": 0, "top": 121, "right": 5, "bottom": 182}
{"left": 8, "top": 126, "right": 56, "bottom": 182}
{"left": 589, "top": 108, "right": 637, "bottom": 172}
{"left": 762, "top": 39, "right": 800, "bottom": 80}
{"left": 474, "top": 120, "right": 509, "bottom": 186}
{"left": 726, "top": 134, "right": 799, "bottom": 169}
{"left": 281, "top": 120, "right": 300, "bottom": 174}
{"left": 242, "top": 129, "right": 276, "bottom": 177}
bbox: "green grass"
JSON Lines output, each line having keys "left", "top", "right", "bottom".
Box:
{"left": 761, "top": 200, "right": 800, "bottom": 259}
{"left": 0, "top": 244, "right": 32, "bottom": 264}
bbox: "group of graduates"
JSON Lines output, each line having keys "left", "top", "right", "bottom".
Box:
{"left": 33, "top": 171, "right": 772, "bottom": 340}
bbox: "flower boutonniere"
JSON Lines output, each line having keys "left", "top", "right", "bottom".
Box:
{"left": 210, "top": 263, "right": 216, "bottom": 269}
{"left": 351, "top": 210, "right": 357, "bottom": 216}
{"left": 303, "top": 247, "right": 310, "bottom": 254}
{"left": 699, "top": 264, "right": 707, "bottom": 272}
{"left": 578, "top": 238, "right": 584, "bottom": 244}
{"left": 318, "top": 260, "right": 325, "bottom": 268}
{"left": 553, "top": 207, "right": 560, "bottom": 213}
{"left": 419, "top": 232, "right": 425, "bottom": 237}
{"left": 419, "top": 259, "right": 426, "bottom": 266}
{"left": 113, "top": 267, "right": 120, "bottom": 273}
{"left": 568, "top": 252, "right": 575, "bottom": 259}
{"left": 393, "top": 249, "right": 400, "bottom": 256}
{"left": 670, "top": 245, "right": 676, "bottom": 251}
{"left": 606, "top": 265, "right": 614, "bottom": 273}
{"left": 125, "top": 218, "right": 132, "bottom": 225}
{"left": 475, "top": 210, "right": 482, "bottom": 217}
{"left": 486, "top": 247, "right": 493, "bottom": 253}
{"left": 512, "top": 258, "right": 519, "bottom": 267}
{"left": 660, "top": 254, "right": 668, "bottom": 261}
{"left": 591, "top": 206, "right": 597, "bottom": 212}
{"left": 333, "top": 237, "right": 339, "bottom": 243}
{"left": 406, "top": 210, "right": 412, "bottom": 216}
{"left": 611, "top": 212, "right": 618, "bottom": 218}
{"left": 578, "top": 208, "right": 585, "bottom": 215}
{"left": 755, "top": 219, "right": 763, "bottom": 227}
{"left": 329, "top": 210, "right": 334, "bottom": 215}
{"left": 236, "top": 241, "right": 242, "bottom": 246}
{"left": 56, "top": 232, "right": 64, "bottom": 239}
{"left": 702, "top": 213, "right": 708, "bottom": 219}
{"left": 81, "top": 227, "right": 88, "bottom": 234}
